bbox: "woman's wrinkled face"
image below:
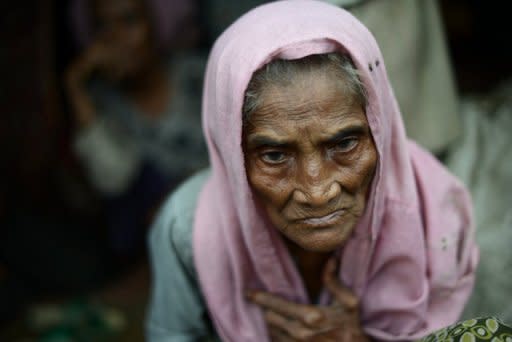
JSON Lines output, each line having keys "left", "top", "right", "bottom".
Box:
{"left": 93, "top": 0, "right": 153, "bottom": 80}
{"left": 244, "top": 70, "right": 378, "bottom": 253}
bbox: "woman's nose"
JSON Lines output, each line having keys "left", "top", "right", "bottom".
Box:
{"left": 292, "top": 154, "right": 341, "bottom": 207}
{"left": 293, "top": 181, "right": 341, "bottom": 207}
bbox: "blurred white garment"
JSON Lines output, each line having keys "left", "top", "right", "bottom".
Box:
{"left": 326, "top": 0, "right": 460, "bottom": 153}
{"left": 445, "top": 81, "right": 512, "bottom": 323}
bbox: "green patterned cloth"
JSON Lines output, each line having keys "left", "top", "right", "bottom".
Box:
{"left": 419, "top": 317, "right": 512, "bottom": 342}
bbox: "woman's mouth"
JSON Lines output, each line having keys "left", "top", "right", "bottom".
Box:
{"left": 296, "top": 209, "right": 346, "bottom": 227}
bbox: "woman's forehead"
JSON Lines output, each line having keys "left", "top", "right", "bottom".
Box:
{"left": 244, "top": 89, "right": 367, "bottom": 146}
{"left": 252, "top": 70, "right": 363, "bottom": 121}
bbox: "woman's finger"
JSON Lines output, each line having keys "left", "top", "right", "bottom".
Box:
{"left": 323, "top": 258, "right": 359, "bottom": 311}
{"left": 265, "top": 310, "right": 316, "bottom": 340}
{"left": 248, "top": 291, "right": 324, "bottom": 326}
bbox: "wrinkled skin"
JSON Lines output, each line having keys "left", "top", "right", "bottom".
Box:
{"left": 244, "top": 69, "right": 377, "bottom": 253}
{"left": 243, "top": 66, "right": 377, "bottom": 341}
{"left": 248, "top": 258, "right": 370, "bottom": 341}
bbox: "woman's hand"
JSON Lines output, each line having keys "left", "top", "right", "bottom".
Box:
{"left": 247, "top": 258, "right": 369, "bottom": 341}
{"left": 65, "top": 38, "right": 121, "bottom": 88}
{"left": 64, "top": 39, "right": 119, "bottom": 127}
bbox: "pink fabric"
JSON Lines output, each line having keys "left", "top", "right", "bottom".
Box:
{"left": 69, "top": 0, "right": 196, "bottom": 50}
{"left": 193, "top": 1, "right": 479, "bottom": 341}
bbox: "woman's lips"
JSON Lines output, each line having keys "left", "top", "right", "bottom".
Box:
{"left": 296, "top": 209, "right": 346, "bottom": 227}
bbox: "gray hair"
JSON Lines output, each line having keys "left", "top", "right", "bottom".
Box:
{"left": 242, "top": 53, "right": 368, "bottom": 126}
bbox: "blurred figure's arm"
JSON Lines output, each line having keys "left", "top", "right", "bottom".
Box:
{"left": 65, "top": 41, "right": 142, "bottom": 195}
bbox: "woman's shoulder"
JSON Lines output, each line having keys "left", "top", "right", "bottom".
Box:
{"left": 149, "top": 168, "right": 211, "bottom": 273}
{"left": 167, "top": 168, "right": 211, "bottom": 227}
{"left": 146, "top": 169, "right": 218, "bottom": 340}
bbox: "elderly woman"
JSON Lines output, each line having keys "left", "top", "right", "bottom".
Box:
{"left": 146, "top": 1, "right": 478, "bottom": 341}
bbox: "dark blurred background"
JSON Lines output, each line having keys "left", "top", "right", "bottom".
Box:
{"left": 0, "top": 1, "right": 510, "bottom": 341}
{"left": 439, "top": 0, "right": 511, "bottom": 93}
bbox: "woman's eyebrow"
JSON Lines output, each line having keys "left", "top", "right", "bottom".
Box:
{"left": 246, "top": 135, "right": 291, "bottom": 149}
{"left": 325, "top": 125, "right": 367, "bottom": 144}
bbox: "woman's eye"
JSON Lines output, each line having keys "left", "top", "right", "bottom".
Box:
{"left": 261, "top": 151, "right": 286, "bottom": 164}
{"left": 335, "top": 137, "right": 358, "bottom": 152}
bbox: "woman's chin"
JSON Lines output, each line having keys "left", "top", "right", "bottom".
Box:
{"left": 289, "top": 225, "right": 353, "bottom": 253}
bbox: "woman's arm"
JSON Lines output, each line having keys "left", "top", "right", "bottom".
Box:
{"left": 65, "top": 40, "right": 112, "bottom": 129}
{"left": 146, "top": 170, "right": 215, "bottom": 341}
{"left": 66, "top": 41, "right": 142, "bottom": 195}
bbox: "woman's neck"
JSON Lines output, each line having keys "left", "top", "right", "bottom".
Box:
{"left": 285, "top": 239, "right": 332, "bottom": 302}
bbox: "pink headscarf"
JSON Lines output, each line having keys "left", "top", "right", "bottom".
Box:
{"left": 193, "top": 1, "right": 479, "bottom": 340}
{"left": 69, "top": 0, "right": 196, "bottom": 50}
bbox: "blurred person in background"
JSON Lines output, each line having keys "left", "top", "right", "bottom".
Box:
{"left": 66, "top": 0, "right": 208, "bottom": 259}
